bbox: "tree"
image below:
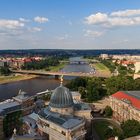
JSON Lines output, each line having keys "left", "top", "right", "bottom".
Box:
{"left": 3, "top": 110, "right": 22, "bottom": 137}
{"left": 121, "top": 119, "right": 140, "bottom": 138}
{"left": 22, "top": 56, "right": 60, "bottom": 70}
{"left": 66, "top": 77, "right": 106, "bottom": 102}
{"left": 0, "top": 67, "right": 11, "bottom": 75}
{"left": 86, "top": 78, "right": 104, "bottom": 102}
{"left": 104, "top": 106, "right": 113, "bottom": 117}
{"left": 105, "top": 76, "right": 136, "bottom": 95}
{"left": 66, "top": 77, "right": 87, "bottom": 91}
{"left": 118, "top": 65, "right": 127, "bottom": 75}
{"left": 78, "top": 86, "right": 87, "bottom": 99}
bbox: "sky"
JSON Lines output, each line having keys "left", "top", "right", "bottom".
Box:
{"left": 0, "top": 0, "right": 140, "bottom": 50}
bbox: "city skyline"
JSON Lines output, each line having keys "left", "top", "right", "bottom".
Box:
{"left": 0, "top": 0, "right": 140, "bottom": 50}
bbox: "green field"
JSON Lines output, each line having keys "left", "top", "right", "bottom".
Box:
{"left": 94, "top": 63, "right": 109, "bottom": 71}
{"left": 0, "top": 75, "right": 36, "bottom": 84}
{"left": 48, "top": 63, "right": 66, "bottom": 72}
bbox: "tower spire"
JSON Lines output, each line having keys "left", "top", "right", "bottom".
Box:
{"left": 60, "top": 75, "right": 63, "bottom": 86}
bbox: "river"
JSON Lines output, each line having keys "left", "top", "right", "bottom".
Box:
{"left": 0, "top": 57, "right": 93, "bottom": 100}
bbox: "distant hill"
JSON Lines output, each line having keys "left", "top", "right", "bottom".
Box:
{"left": 0, "top": 49, "right": 140, "bottom": 57}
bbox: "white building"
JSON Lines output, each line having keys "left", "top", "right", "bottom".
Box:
{"left": 37, "top": 79, "right": 91, "bottom": 140}
{"left": 134, "top": 61, "right": 140, "bottom": 73}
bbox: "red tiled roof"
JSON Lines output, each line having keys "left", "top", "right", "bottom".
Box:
{"left": 112, "top": 91, "right": 140, "bottom": 110}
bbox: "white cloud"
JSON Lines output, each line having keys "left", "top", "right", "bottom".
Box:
{"left": 111, "top": 9, "right": 140, "bottom": 17}
{"left": 112, "top": 39, "right": 129, "bottom": 44}
{"left": 34, "top": 16, "right": 49, "bottom": 23}
{"left": 84, "top": 30, "right": 104, "bottom": 38}
{"left": 30, "top": 27, "right": 42, "bottom": 32}
{"left": 56, "top": 34, "right": 69, "bottom": 41}
{"left": 0, "top": 19, "right": 24, "bottom": 29}
{"left": 85, "top": 12, "right": 108, "bottom": 24}
{"left": 19, "top": 17, "right": 30, "bottom": 22}
{"left": 85, "top": 9, "right": 140, "bottom": 27}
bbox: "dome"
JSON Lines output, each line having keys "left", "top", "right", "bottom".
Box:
{"left": 49, "top": 85, "right": 74, "bottom": 108}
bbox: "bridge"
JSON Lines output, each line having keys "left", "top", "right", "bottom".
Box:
{"left": 12, "top": 70, "right": 111, "bottom": 78}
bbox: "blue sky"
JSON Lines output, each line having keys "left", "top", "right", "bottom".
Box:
{"left": 0, "top": 0, "right": 140, "bottom": 50}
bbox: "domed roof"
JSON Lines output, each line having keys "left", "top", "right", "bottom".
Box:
{"left": 49, "top": 85, "right": 74, "bottom": 108}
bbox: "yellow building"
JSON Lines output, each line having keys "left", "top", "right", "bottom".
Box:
{"left": 110, "top": 91, "right": 140, "bottom": 122}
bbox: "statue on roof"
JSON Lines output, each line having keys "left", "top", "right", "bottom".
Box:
{"left": 60, "top": 75, "right": 63, "bottom": 85}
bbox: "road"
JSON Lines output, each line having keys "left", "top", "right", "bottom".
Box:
{"left": 12, "top": 70, "right": 111, "bottom": 78}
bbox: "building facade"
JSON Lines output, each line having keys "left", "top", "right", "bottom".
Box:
{"left": 13, "top": 90, "right": 35, "bottom": 116}
{"left": 110, "top": 91, "right": 140, "bottom": 122}
{"left": 134, "top": 61, "right": 140, "bottom": 73}
{"left": 37, "top": 79, "right": 91, "bottom": 140}
{"left": 0, "top": 100, "right": 21, "bottom": 138}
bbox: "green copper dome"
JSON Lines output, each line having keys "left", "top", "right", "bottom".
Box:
{"left": 49, "top": 85, "right": 74, "bottom": 108}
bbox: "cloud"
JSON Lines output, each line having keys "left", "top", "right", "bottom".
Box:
{"left": 84, "top": 30, "right": 104, "bottom": 38}
{"left": 0, "top": 19, "right": 24, "bottom": 29}
{"left": 85, "top": 13, "right": 108, "bottom": 24}
{"left": 112, "top": 39, "right": 129, "bottom": 44}
{"left": 85, "top": 9, "right": 140, "bottom": 27}
{"left": 56, "top": 34, "right": 69, "bottom": 41}
{"left": 111, "top": 9, "right": 140, "bottom": 17}
{"left": 29, "top": 27, "right": 42, "bottom": 32}
{"left": 19, "top": 17, "right": 30, "bottom": 22}
{"left": 34, "top": 16, "right": 49, "bottom": 23}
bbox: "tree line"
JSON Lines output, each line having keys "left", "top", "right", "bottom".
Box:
{"left": 22, "top": 56, "right": 60, "bottom": 70}
{"left": 66, "top": 75, "right": 140, "bottom": 102}
{"left": 0, "top": 67, "right": 11, "bottom": 76}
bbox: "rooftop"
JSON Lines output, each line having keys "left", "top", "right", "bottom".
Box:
{"left": 125, "top": 91, "right": 140, "bottom": 100}
{"left": 49, "top": 85, "right": 74, "bottom": 108}
{"left": 112, "top": 91, "right": 140, "bottom": 110}
{"left": 13, "top": 90, "right": 30, "bottom": 102}
{"left": 0, "top": 100, "right": 21, "bottom": 115}
{"left": 74, "top": 103, "right": 91, "bottom": 111}
{"left": 71, "top": 91, "right": 81, "bottom": 96}
{"left": 38, "top": 107, "right": 84, "bottom": 129}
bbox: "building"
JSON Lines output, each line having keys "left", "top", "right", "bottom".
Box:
{"left": 13, "top": 90, "right": 35, "bottom": 116}
{"left": 100, "top": 54, "right": 109, "bottom": 60}
{"left": 0, "top": 61, "right": 8, "bottom": 67}
{"left": 134, "top": 61, "right": 140, "bottom": 73}
{"left": 37, "top": 77, "right": 91, "bottom": 140}
{"left": 110, "top": 91, "right": 140, "bottom": 122}
{"left": 0, "top": 90, "right": 35, "bottom": 139}
{"left": 0, "top": 100, "right": 21, "bottom": 138}
{"left": 71, "top": 91, "right": 81, "bottom": 101}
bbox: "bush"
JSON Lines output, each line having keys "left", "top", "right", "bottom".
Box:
{"left": 104, "top": 106, "right": 113, "bottom": 117}
{"left": 121, "top": 119, "right": 140, "bottom": 138}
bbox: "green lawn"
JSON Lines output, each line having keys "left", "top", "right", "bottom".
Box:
{"left": 48, "top": 63, "right": 66, "bottom": 72}
{"left": 0, "top": 75, "right": 36, "bottom": 84}
{"left": 94, "top": 63, "right": 109, "bottom": 71}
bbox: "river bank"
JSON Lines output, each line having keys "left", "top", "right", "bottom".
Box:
{"left": 0, "top": 74, "right": 38, "bottom": 85}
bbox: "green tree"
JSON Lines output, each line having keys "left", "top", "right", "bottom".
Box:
{"left": 86, "top": 78, "right": 105, "bottom": 102}
{"left": 22, "top": 56, "right": 60, "bottom": 70}
{"left": 118, "top": 65, "right": 127, "bottom": 75}
{"left": 78, "top": 86, "right": 87, "bottom": 99}
{"left": 66, "top": 77, "right": 87, "bottom": 91}
{"left": 3, "top": 110, "right": 22, "bottom": 137}
{"left": 104, "top": 106, "right": 113, "bottom": 117}
{"left": 105, "top": 76, "right": 135, "bottom": 95}
{"left": 0, "top": 67, "right": 11, "bottom": 75}
{"left": 121, "top": 119, "right": 140, "bottom": 138}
